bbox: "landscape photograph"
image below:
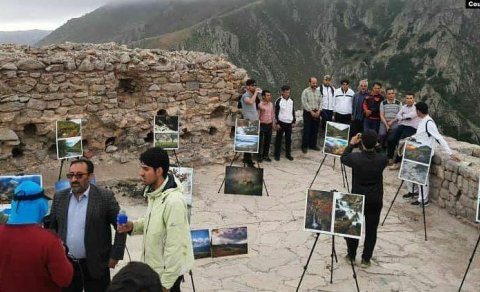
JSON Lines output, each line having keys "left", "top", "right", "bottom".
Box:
{"left": 333, "top": 192, "right": 364, "bottom": 239}
{"left": 191, "top": 229, "right": 211, "bottom": 259}
{"left": 326, "top": 122, "right": 350, "bottom": 140}
{"left": 57, "top": 136, "right": 83, "bottom": 159}
{"left": 211, "top": 227, "right": 248, "bottom": 258}
{"left": 399, "top": 160, "right": 430, "bottom": 185}
{"left": 154, "top": 115, "right": 179, "bottom": 133}
{"left": 154, "top": 132, "right": 179, "bottom": 150}
{"left": 236, "top": 119, "right": 260, "bottom": 136}
{"left": 224, "top": 166, "right": 263, "bottom": 196}
{"left": 304, "top": 189, "right": 334, "bottom": 234}
{"left": 56, "top": 119, "right": 82, "bottom": 139}
{"left": 170, "top": 167, "right": 193, "bottom": 206}
{"left": 0, "top": 175, "right": 43, "bottom": 203}
{"left": 403, "top": 140, "right": 433, "bottom": 165}
{"left": 323, "top": 137, "right": 348, "bottom": 156}
{"left": 234, "top": 134, "right": 259, "bottom": 153}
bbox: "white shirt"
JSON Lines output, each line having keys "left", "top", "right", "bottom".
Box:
{"left": 320, "top": 84, "right": 335, "bottom": 110}
{"left": 414, "top": 115, "right": 452, "bottom": 155}
{"left": 276, "top": 97, "right": 294, "bottom": 123}
{"left": 333, "top": 87, "right": 354, "bottom": 115}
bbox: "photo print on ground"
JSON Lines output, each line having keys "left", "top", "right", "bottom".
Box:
{"left": 398, "top": 140, "right": 433, "bottom": 185}
{"left": 0, "top": 175, "right": 43, "bottom": 204}
{"left": 333, "top": 192, "right": 364, "bottom": 239}
{"left": 224, "top": 166, "right": 263, "bottom": 196}
{"left": 211, "top": 227, "right": 248, "bottom": 258}
{"left": 323, "top": 122, "right": 350, "bottom": 156}
{"left": 154, "top": 115, "right": 179, "bottom": 150}
{"left": 170, "top": 167, "right": 193, "bottom": 221}
{"left": 191, "top": 229, "right": 211, "bottom": 259}
{"left": 56, "top": 119, "right": 83, "bottom": 159}
{"left": 304, "top": 190, "right": 334, "bottom": 234}
{"left": 234, "top": 118, "right": 260, "bottom": 153}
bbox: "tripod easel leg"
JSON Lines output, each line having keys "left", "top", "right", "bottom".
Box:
{"left": 172, "top": 149, "right": 181, "bottom": 167}
{"left": 341, "top": 163, "right": 350, "bottom": 191}
{"left": 350, "top": 257, "right": 361, "bottom": 292}
{"left": 58, "top": 159, "right": 66, "bottom": 181}
{"left": 458, "top": 231, "right": 480, "bottom": 292}
{"left": 330, "top": 235, "right": 337, "bottom": 284}
{"left": 257, "top": 160, "right": 270, "bottom": 197}
{"left": 309, "top": 155, "right": 327, "bottom": 189}
{"left": 420, "top": 186, "right": 427, "bottom": 241}
{"left": 217, "top": 152, "right": 239, "bottom": 193}
{"left": 296, "top": 233, "right": 320, "bottom": 292}
{"left": 189, "top": 270, "right": 196, "bottom": 292}
{"left": 381, "top": 180, "right": 405, "bottom": 226}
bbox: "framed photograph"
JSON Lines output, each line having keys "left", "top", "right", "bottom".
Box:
{"left": 224, "top": 166, "right": 263, "bottom": 196}
{"left": 191, "top": 229, "right": 211, "bottom": 259}
{"left": 211, "top": 227, "right": 248, "bottom": 258}
{"left": 170, "top": 167, "right": 193, "bottom": 206}
{"left": 398, "top": 140, "right": 433, "bottom": 185}
{"left": 323, "top": 122, "right": 350, "bottom": 156}
{"left": 56, "top": 119, "right": 83, "bottom": 160}
{"left": 234, "top": 118, "right": 260, "bottom": 153}
{"left": 332, "top": 192, "right": 364, "bottom": 239}
{"left": 154, "top": 115, "right": 179, "bottom": 150}
{"left": 304, "top": 190, "right": 334, "bottom": 234}
{"left": 0, "top": 175, "right": 43, "bottom": 204}
{"left": 304, "top": 189, "right": 364, "bottom": 239}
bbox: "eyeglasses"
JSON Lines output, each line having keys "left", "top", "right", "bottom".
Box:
{"left": 66, "top": 173, "right": 88, "bottom": 179}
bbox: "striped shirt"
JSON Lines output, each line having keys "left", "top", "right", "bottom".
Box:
{"left": 380, "top": 99, "right": 402, "bottom": 120}
{"left": 301, "top": 87, "right": 322, "bottom": 112}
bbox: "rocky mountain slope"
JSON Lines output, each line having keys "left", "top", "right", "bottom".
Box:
{"left": 0, "top": 30, "right": 51, "bottom": 45}
{"left": 38, "top": 0, "right": 480, "bottom": 143}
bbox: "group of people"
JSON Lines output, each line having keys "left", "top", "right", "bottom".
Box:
{"left": 0, "top": 147, "right": 193, "bottom": 292}
{"left": 0, "top": 76, "right": 462, "bottom": 291}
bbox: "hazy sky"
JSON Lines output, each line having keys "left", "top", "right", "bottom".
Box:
{"left": 0, "top": 0, "right": 111, "bottom": 31}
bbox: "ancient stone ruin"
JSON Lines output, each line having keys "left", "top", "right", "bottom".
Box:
{"left": 0, "top": 43, "right": 246, "bottom": 172}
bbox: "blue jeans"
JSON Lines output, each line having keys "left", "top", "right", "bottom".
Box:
{"left": 363, "top": 119, "right": 380, "bottom": 133}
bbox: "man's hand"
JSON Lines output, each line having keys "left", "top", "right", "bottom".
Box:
{"left": 108, "top": 259, "right": 118, "bottom": 269}
{"left": 365, "top": 110, "right": 372, "bottom": 117}
{"left": 162, "top": 287, "right": 170, "bottom": 292}
{"left": 292, "top": 122, "right": 296, "bottom": 128}
{"left": 350, "top": 133, "right": 362, "bottom": 145}
{"left": 117, "top": 221, "right": 134, "bottom": 234}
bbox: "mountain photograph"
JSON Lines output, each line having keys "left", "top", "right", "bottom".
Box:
{"left": 35, "top": 0, "right": 480, "bottom": 143}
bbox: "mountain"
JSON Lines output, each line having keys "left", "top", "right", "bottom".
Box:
{"left": 37, "top": 0, "right": 480, "bottom": 143}
{"left": 0, "top": 30, "right": 51, "bottom": 45}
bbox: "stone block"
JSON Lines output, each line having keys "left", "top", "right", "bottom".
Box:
{"left": 439, "top": 188, "right": 450, "bottom": 200}
{"left": 444, "top": 171, "right": 453, "bottom": 181}
{"left": 430, "top": 177, "right": 442, "bottom": 188}
{"left": 26, "top": 99, "right": 46, "bottom": 110}
{"left": 448, "top": 182, "right": 459, "bottom": 197}
{"left": 445, "top": 160, "right": 459, "bottom": 172}
{"left": 162, "top": 83, "right": 184, "bottom": 91}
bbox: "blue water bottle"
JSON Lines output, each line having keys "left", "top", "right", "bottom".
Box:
{"left": 117, "top": 210, "right": 128, "bottom": 225}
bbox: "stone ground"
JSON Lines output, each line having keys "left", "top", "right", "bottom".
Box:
{"left": 43, "top": 149, "right": 480, "bottom": 292}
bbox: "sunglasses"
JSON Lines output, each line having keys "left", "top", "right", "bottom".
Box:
{"left": 66, "top": 172, "right": 89, "bottom": 179}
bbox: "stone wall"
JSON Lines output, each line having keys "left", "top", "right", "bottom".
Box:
{"left": 0, "top": 43, "right": 247, "bottom": 172}
{"left": 429, "top": 137, "right": 480, "bottom": 223}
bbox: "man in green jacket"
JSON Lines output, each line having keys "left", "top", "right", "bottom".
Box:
{"left": 118, "top": 147, "right": 194, "bottom": 292}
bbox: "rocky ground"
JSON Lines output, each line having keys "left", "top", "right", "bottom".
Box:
{"left": 42, "top": 149, "right": 480, "bottom": 291}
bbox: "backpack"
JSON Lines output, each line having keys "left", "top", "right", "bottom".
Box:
{"left": 426, "top": 119, "right": 440, "bottom": 143}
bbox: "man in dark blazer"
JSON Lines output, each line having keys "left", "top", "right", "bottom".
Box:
{"left": 50, "top": 158, "right": 126, "bottom": 292}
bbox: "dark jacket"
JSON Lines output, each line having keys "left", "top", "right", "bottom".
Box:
{"left": 49, "top": 184, "right": 126, "bottom": 279}
{"left": 341, "top": 144, "right": 388, "bottom": 210}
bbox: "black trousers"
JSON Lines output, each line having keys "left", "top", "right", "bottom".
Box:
{"left": 302, "top": 110, "right": 320, "bottom": 149}
{"left": 335, "top": 113, "right": 351, "bottom": 125}
{"left": 64, "top": 260, "right": 110, "bottom": 292}
{"left": 258, "top": 123, "right": 273, "bottom": 159}
{"left": 345, "top": 206, "right": 382, "bottom": 262}
{"left": 274, "top": 121, "right": 292, "bottom": 158}
{"left": 321, "top": 109, "right": 333, "bottom": 130}
{"left": 170, "top": 276, "right": 184, "bottom": 292}
{"left": 387, "top": 125, "right": 417, "bottom": 160}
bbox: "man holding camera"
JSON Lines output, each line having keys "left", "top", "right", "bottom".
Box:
{"left": 49, "top": 159, "right": 126, "bottom": 292}
{"left": 240, "top": 78, "right": 261, "bottom": 167}
{"left": 341, "top": 130, "right": 388, "bottom": 268}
